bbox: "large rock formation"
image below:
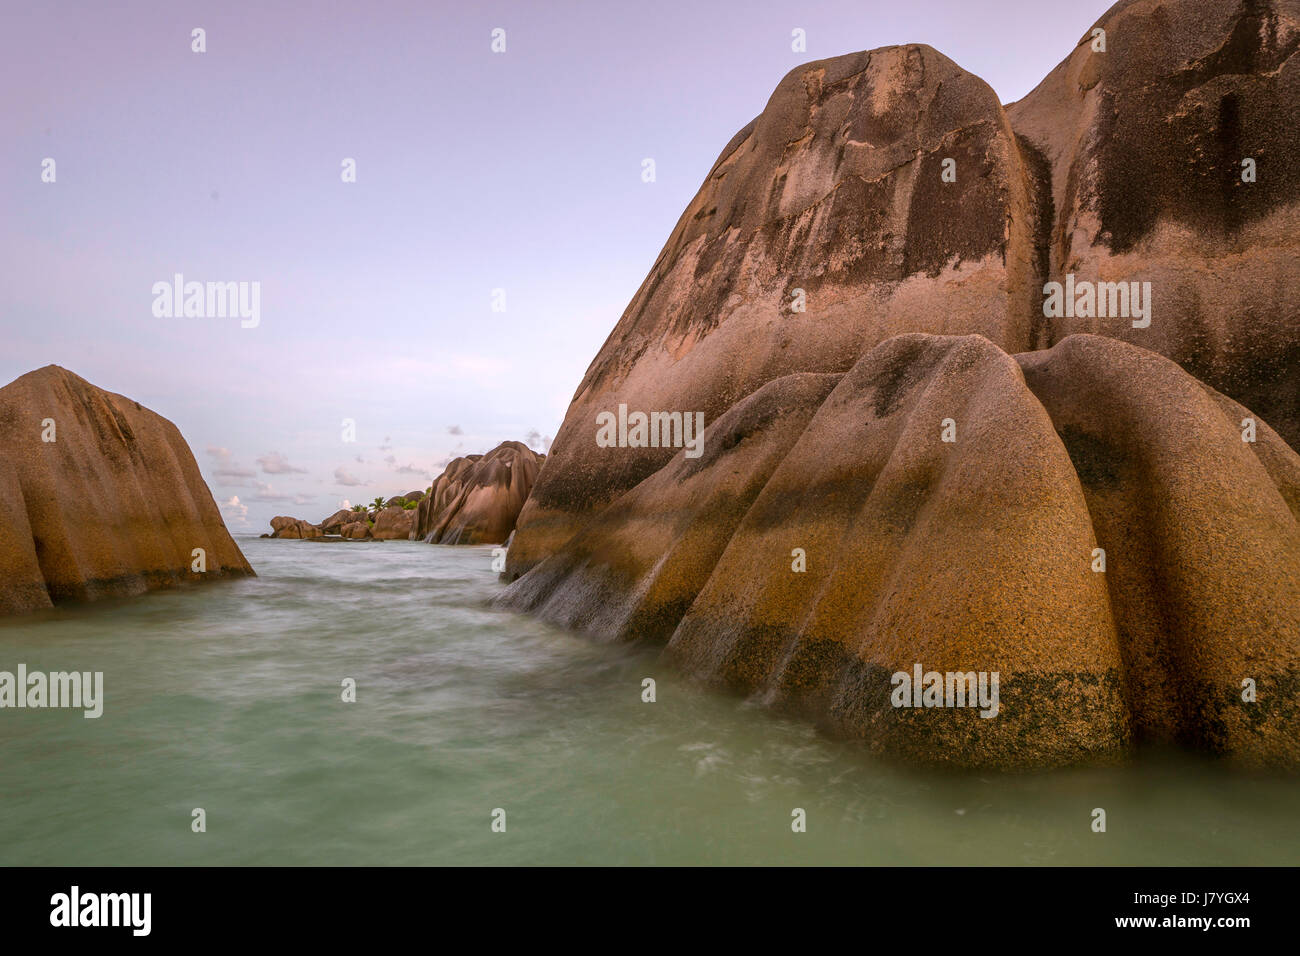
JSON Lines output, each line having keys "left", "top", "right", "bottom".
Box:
{"left": 507, "top": 43, "right": 1045, "bottom": 572}
{"left": 507, "top": 333, "right": 1300, "bottom": 768}
{"left": 500, "top": 1, "right": 1300, "bottom": 768}
{"left": 413, "top": 441, "right": 545, "bottom": 545}
{"left": 1007, "top": 0, "right": 1300, "bottom": 447}
{"left": 0, "top": 365, "right": 254, "bottom": 616}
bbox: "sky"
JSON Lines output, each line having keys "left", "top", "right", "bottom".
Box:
{"left": 1, "top": 0, "right": 1112, "bottom": 530}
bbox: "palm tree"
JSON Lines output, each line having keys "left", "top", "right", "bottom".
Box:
{"left": 370, "top": 496, "right": 386, "bottom": 515}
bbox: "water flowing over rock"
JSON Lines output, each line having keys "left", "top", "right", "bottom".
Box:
{"left": 0, "top": 365, "right": 254, "bottom": 616}
{"left": 500, "top": 0, "right": 1300, "bottom": 768}
{"left": 413, "top": 441, "right": 545, "bottom": 545}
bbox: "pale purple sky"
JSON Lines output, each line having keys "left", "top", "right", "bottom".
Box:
{"left": 1, "top": 0, "right": 1110, "bottom": 529}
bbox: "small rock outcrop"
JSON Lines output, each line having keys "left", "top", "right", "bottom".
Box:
{"left": 319, "top": 509, "right": 359, "bottom": 533}
{"left": 0, "top": 365, "right": 254, "bottom": 616}
{"left": 372, "top": 506, "right": 415, "bottom": 540}
{"left": 269, "top": 516, "right": 323, "bottom": 539}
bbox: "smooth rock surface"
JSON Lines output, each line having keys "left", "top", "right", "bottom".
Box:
{"left": 0, "top": 365, "right": 253, "bottom": 616}
{"left": 413, "top": 441, "right": 544, "bottom": 545}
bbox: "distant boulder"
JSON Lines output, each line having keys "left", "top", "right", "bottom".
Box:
{"left": 372, "top": 506, "right": 415, "bottom": 540}
{"left": 269, "top": 516, "right": 322, "bottom": 539}
{"left": 319, "top": 509, "right": 359, "bottom": 533}
{"left": 413, "top": 441, "right": 545, "bottom": 545}
{"left": 340, "top": 521, "right": 372, "bottom": 540}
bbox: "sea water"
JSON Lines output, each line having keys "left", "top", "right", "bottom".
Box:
{"left": 0, "top": 536, "right": 1295, "bottom": 866}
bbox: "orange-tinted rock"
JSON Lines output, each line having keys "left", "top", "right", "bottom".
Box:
{"left": 372, "top": 506, "right": 415, "bottom": 540}
{"left": 503, "top": 334, "right": 1300, "bottom": 767}
{"left": 497, "top": 8, "right": 1300, "bottom": 768}
{"left": 508, "top": 43, "right": 1045, "bottom": 576}
{"left": 340, "top": 521, "right": 372, "bottom": 540}
{"left": 504, "top": 373, "right": 841, "bottom": 642}
{"left": 1006, "top": 0, "right": 1300, "bottom": 445}
{"left": 414, "top": 441, "right": 544, "bottom": 545}
{"left": 1016, "top": 334, "right": 1300, "bottom": 762}
{"left": 0, "top": 365, "right": 253, "bottom": 616}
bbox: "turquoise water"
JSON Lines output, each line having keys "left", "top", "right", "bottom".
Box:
{"left": 0, "top": 536, "right": 1296, "bottom": 866}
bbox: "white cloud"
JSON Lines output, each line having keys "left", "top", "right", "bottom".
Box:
{"left": 220, "top": 495, "right": 249, "bottom": 525}
{"left": 251, "top": 481, "right": 295, "bottom": 502}
{"left": 257, "top": 451, "right": 307, "bottom": 475}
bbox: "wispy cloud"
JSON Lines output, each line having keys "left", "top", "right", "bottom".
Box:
{"left": 220, "top": 495, "right": 249, "bottom": 525}
{"left": 334, "top": 467, "right": 365, "bottom": 487}
{"left": 207, "top": 446, "right": 256, "bottom": 481}
{"left": 257, "top": 451, "right": 307, "bottom": 475}
{"left": 251, "top": 481, "right": 295, "bottom": 502}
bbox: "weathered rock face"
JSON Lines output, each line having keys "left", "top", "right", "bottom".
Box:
{"left": 340, "top": 521, "right": 372, "bottom": 540}
{"left": 1015, "top": 335, "right": 1300, "bottom": 759}
{"left": 1007, "top": 0, "right": 1300, "bottom": 446}
{"left": 505, "top": 334, "right": 1300, "bottom": 768}
{"left": 499, "top": 7, "right": 1300, "bottom": 768}
{"left": 0, "top": 365, "right": 254, "bottom": 616}
{"left": 413, "top": 441, "right": 545, "bottom": 545}
{"left": 372, "top": 506, "right": 415, "bottom": 540}
{"left": 269, "top": 516, "right": 322, "bottom": 539}
{"left": 507, "top": 43, "right": 1044, "bottom": 574}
